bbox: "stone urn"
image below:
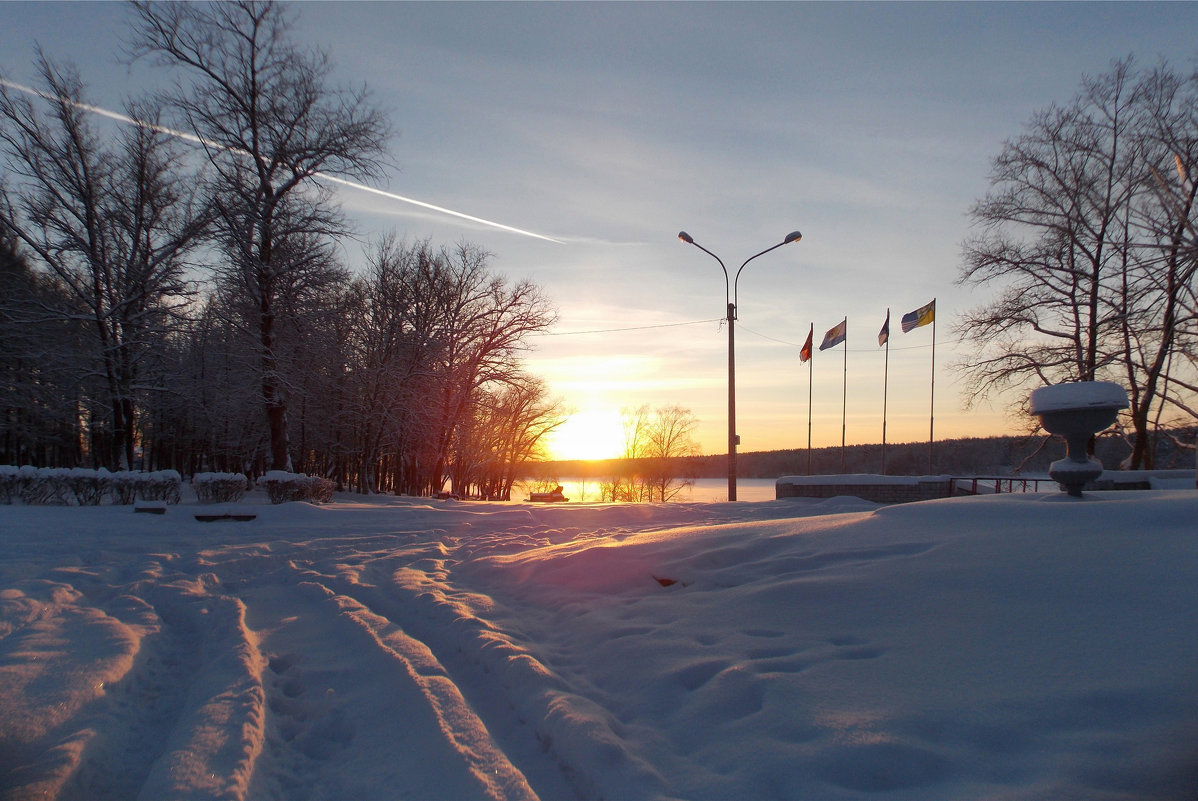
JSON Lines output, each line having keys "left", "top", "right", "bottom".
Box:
{"left": 1029, "top": 382, "right": 1129, "bottom": 497}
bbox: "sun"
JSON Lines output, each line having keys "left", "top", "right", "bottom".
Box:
{"left": 545, "top": 409, "right": 626, "bottom": 461}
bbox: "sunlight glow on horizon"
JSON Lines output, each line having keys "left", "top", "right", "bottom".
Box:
{"left": 544, "top": 408, "right": 626, "bottom": 461}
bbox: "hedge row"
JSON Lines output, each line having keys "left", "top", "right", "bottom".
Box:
{"left": 192, "top": 472, "right": 249, "bottom": 503}
{"left": 256, "top": 471, "right": 335, "bottom": 504}
{"left": 0, "top": 466, "right": 182, "bottom": 505}
{"left": 1, "top": 467, "right": 336, "bottom": 506}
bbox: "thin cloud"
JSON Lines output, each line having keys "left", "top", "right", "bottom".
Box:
{"left": 0, "top": 77, "right": 563, "bottom": 244}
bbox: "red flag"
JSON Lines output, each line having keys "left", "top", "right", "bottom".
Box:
{"left": 799, "top": 324, "right": 813, "bottom": 363}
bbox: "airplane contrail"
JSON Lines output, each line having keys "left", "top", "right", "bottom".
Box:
{"left": 0, "top": 77, "right": 564, "bottom": 244}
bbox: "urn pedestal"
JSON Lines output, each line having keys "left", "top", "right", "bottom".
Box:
{"left": 1029, "top": 382, "right": 1129, "bottom": 497}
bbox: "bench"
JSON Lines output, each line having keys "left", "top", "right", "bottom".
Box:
{"left": 528, "top": 486, "right": 568, "bottom": 503}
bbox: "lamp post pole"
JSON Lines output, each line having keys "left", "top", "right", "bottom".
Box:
{"left": 678, "top": 230, "right": 802, "bottom": 501}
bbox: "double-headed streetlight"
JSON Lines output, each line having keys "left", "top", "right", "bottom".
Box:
{"left": 678, "top": 230, "right": 803, "bottom": 501}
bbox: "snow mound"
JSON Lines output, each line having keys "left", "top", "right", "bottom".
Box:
{"left": 1029, "top": 381, "right": 1129, "bottom": 413}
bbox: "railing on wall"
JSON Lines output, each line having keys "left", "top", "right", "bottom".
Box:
{"left": 950, "top": 477, "right": 1051, "bottom": 496}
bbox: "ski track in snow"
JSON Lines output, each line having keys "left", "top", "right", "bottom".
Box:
{"left": 0, "top": 500, "right": 779, "bottom": 801}
{"left": 2, "top": 493, "right": 1197, "bottom": 801}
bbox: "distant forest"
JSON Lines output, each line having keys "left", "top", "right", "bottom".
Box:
{"left": 526, "top": 430, "right": 1197, "bottom": 481}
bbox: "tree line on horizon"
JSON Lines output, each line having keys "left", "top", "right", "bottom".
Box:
{"left": 0, "top": 1, "right": 564, "bottom": 498}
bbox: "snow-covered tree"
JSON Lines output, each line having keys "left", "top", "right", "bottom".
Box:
{"left": 420, "top": 242, "right": 557, "bottom": 495}
{"left": 0, "top": 57, "right": 206, "bottom": 469}
{"left": 448, "top": 374, "right": 565, "bottom": 500}
{"left": 130, "top": 0, "right": 392, "bottom": 472}
{"left": 339, "top": 236, "right": 556, "bottom": 496}
{"left": 0, "top": 234, "right": 84, "bottom": 465}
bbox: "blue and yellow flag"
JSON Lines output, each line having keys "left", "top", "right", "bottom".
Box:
{"left": 819, "top": 319, "right": 846, "bottom": 350}
{"left": 901, "top": 299, "right": 935, "bottom": 333}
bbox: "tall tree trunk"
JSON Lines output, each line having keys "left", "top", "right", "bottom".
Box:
{"left": 260, "top": 313, "right": 292, "bottom": 472}
{"left": 258, "top": 219, "right": 292, "bottom": 473}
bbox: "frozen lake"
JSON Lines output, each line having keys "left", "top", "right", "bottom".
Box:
{"left": 515, "top": 476, "right": 777, "bottom": 503}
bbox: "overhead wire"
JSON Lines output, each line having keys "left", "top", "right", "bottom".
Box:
{"left": 533, "top": 318, "right": 951, "bottom": 347}
{"left": 532, "top": 318, "right": 722, "bottom": 337}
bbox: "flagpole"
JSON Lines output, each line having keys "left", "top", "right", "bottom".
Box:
{"left": 928, "top": 299, "right": 936, "bottom": 473}
{"left": 840, "top": 321, "right": 848, "bottom": 473}
{"left": 900, "top": 299, "right": 936, "bottom": 474}
{"left": 882, "top": 309, "right": 889, "bottom": 475}
{"left": 806, "top": 324, "right": 814, "bottom": 475}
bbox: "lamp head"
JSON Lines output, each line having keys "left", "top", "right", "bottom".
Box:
{"left": 677, "top": 231, "right": 694, "bottom": 244}
{"left": 784, "top": 231, "right": 803, "bottom": 244}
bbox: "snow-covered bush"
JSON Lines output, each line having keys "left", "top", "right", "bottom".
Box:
{"left": 64, "top": 467, "right": 111, "bottom": 506}
{"left": 193, "top": 472, "right": 248, "bottom": 503}
{"left": 19, "top": 466, "right": 72, "bottom": 505}
{"left": 305, "top": 476, "right": 335, "bottom": 503}
{"left": 109, "top": 471, "right": 144, "bottom": 505}
{"left": 139, "top": 470, "right": 182, "bottom": 504}
{"left": 258, "top": 471, "right": 307, "bottom": 504}
{"left": 0, "top": 465, "right": 21, "bottom": 504}
{"left": 106, "top": 471, "right": 183, "bottom": 504}
{"left": 257, "top": 471, "right": 334, "bottom": 504}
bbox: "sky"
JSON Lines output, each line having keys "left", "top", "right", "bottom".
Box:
{"left": 3, "top": 1, "right": 1197, "bottom": 460}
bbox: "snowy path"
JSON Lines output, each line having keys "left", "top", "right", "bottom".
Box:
{"left": 0, "top": 499, "right": 786, "bottom": 800}
{"left": 2, "top": 493, "right": 1197, "bottom": 800}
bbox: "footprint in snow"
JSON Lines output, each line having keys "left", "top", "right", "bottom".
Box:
{"left": 263, "top": 652, "right": 355, "bottom": 759}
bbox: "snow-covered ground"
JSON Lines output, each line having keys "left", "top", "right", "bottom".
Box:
{"left": 2, "top": 489, "right": 1196, "bottom": 801}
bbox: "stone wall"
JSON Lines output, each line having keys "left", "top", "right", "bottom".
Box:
{"left": 776, "top": 477, "right": 952, "bottom": 504}
{"left": 776, "top": 469, "right": 1195, "bottom": 502}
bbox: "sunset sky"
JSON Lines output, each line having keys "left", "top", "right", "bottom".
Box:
{"left": 3, "top": 2, "right": 1197, "bottom": 461}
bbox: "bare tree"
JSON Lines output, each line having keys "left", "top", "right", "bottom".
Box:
{"left": 168, "top": 295, "right": 269, "bottom": 473}
{"left": 452, "top": 375, "right": 565, "bottom": 500}
{"left": 1118, "top": 66, "right": 1198, "bottom": 466}
{"left": 612, "top": 404, "right": 652, "bottom": 501}
{"left": 341, "top": 236, "right": 441, "bottom": 493}
{"left": 644, "top": 405, "right": 700, "bottom": 502}
{"left": 123, "top": 236, "right": 558, "bottom": 493}
{"left": 129, "top": 0, "right": 392, "bottom": 471}
{"left": 421, "top": 242, "right": 557, "bottom": 494}
{"left": 319, "top": 236, "right": 556, "bottom": 496}
{"left": 957, "top": 60, "right": 1140, "bottom": 392}
{"left": 956, "top": 58, "right": 1198, "bottom": 466}
{"left": 607, "top": 404, "right": 698, "bottom": 502}
{"left": 0, "top": 56, "right": 206, "bottom": 469}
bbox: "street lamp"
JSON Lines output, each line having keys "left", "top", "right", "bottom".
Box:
{"left": 678, "top": 229, "right": 802, "bottom": 501}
